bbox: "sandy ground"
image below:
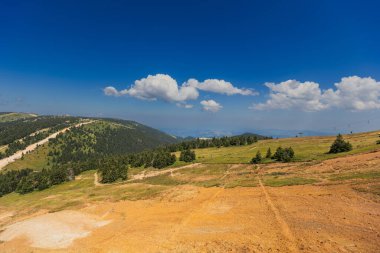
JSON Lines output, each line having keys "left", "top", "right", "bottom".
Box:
{"left": 0, "top": 211, "right": 109, "bottom": 249}
{"left": 0, "top": 183, "right": 379, "bottom": 252}
{"left": 0, "top": 151, "right": 379, "bottom": 252}
{"left": 0, "top": 121, "right": 94, "bottom": 170}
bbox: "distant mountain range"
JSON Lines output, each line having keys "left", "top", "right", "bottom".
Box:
{"left": 166, "top": 128, "right": 335, "bottom": 139}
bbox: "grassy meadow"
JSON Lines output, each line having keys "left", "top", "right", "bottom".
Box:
{"left": 0, "top": 129, "right": 379, "bottom": 216}
{"left": 2, "top": 143, "right": 52, "bottom": 172}
{"left": 187, "top": 130, "right": 380, "bottom": 164}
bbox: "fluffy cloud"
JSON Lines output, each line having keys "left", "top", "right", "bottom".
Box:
{"left": 251, "top": 76, "right": 380, "bottom": 111}
{"left": 104, "top": 74, "right": 199, "bottom": 102}
{"left": 252, "top": 80, "right": 327, "bottom": 111}
{"left": 200, "top": 100, "right": 223, "bottom": 112}
{"left": 322, "top": 76, "right": 380, "bottom": 110}
{"left": 103, "top": 86, "right": 121, "bottom": 96}
{"left": 104, "top": 74, "right": 256, "bottom": 105}
{"left": 185, "top": 78, "right": 257, "bottom": 96}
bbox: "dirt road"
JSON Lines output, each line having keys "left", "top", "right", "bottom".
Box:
{"left": 0, "top": 121, "right": 94, "bottom": 170}
{"left": 129, "top": 163, "right": 201, "bottom": 181}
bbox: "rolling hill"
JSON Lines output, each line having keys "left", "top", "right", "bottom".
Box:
{"left": 0, "top": 112, "right": 37, "bottom": 123}
{"left": 0, "top": 114, "right": 178, "bottom": 171}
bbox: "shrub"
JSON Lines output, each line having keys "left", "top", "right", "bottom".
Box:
{"left": 251, "top": 151, "right": 262, "bottom": 164}
{"left": 153, "top": 151, "right": 176, "bottom": 169}
{"left": 329, "top": 134, "right": 352, "bottom": 153}
{"left": 98, "top": 157, "right": 128, "bottom": 183}
{"left": 272, "top": 147, "right": 295, "bottom": 162}
{"left": 266, "top": 148, "right": 272, "bottom": 158}
{"left": 16, "top": 175, "right": 35, "bottom": 194}
{"left": 179, "top": 149, "right": 196, "bottom": 162}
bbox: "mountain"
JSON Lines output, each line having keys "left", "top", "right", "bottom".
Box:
{"left": 0, "top": 113, "right": 178, "bottom": 160}
{"left": 238, "top": 132, "right": 271, "bottom": 140}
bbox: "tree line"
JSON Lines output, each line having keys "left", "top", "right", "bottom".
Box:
{"left": 0, "top": 166, "right": 73, "bottom": 196}
{"left": 165, "top": 134, "right": 269, "bottom": 152}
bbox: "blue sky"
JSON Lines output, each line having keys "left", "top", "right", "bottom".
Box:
{"left": 1, "top": 0, "right": 380, "bottom": 136}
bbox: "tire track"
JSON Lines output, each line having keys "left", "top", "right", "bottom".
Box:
{"left": 159, "top": 188, "right": 223, "bottom": 250}
{"left": 129, "top": 163, "right": 201, "bottom": 181}
{"left": 258, "top": 177, "right": 299, "bottom": 253}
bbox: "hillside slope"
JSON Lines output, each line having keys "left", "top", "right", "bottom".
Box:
{"left": 48, "top": 118, "right": 178, "bottom": 162}
{"left": 0, "top": 112, "right": 37, "bottom": 123}
{"left": 0, "top": 115, "right": 178, "bottom": 172}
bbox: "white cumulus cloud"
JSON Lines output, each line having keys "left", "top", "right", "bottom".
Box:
{"left": 103, "top": 74, "right": 254, "bottom": 107}
{"left": 322, "top": 76, "right": 380, "bottom": 110}
{"left": 200, "top": 99, "right": 223, "bottom": 112}
{"left": 251, "top": 76, "right": 380, "bottom": 112}
{"left": 103, "top": 86, "right": 121, "bottom": 96}
{"left": 251, "top": 80, "right": 327, "bottom": 111}
{"left": 185, "top": 78, "right": 257, "bottom": 96}
{"left": 116, "top": 74, "right": 199, "bottom": 102}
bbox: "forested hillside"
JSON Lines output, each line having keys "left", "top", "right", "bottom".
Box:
{"left": 0, "top": 115, "right": 179, "bottom": 194}
{"left": 0, "top": 114, "right": 271, "bottom": 194}
{"left": 0, "top": 116, "right": 82, "bottom": 158}
{"left": 47, "top": 119, "right": 178, "bottom": 165}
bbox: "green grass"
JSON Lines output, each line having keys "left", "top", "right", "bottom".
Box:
{"left": 167, "top": 160, "right": 190, "bottom": 168}
{"left": 329, "top": 171, "right": 380, "bottom": 181}
{"left": 179, "top": 164, "right": 230, "bottom": 176}
{"left": 193, "top": 178, "right": 223, "bottom": 187}
{"left": 0, "top": 170, "right": 169, "bottom": 214}
{"left": 353, "top": 183, "right": 380, "bottom": 196}
{"left": 139, "top": 173, "right": 186, "bottom": 186}
{"left": 263, "top": 177, "right": 319, "bottom": 187}
{"left": 224, "top": 177, "right": 258, "bottom": 188}
{"left": 192, "top": 130, "right": 380, "bottom": 164}
{"left": 3, "top": 143, "right": 52, "bottom": 172}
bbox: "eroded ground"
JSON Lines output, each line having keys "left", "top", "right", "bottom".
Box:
{"left": 0, "top": 151, "right": 379, "bottom": 252}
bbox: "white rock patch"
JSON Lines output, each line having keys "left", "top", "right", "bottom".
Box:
{"left": 0, "top": 210, "right": 110, "bottom": 249}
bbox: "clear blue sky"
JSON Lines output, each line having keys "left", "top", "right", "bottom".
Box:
{"left": 1, "top": 0, "right": 380, "bottom": 136}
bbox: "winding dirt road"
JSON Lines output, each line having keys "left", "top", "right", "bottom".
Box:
{"left": 0, "top": 121, "right": 94, "bottom": 170}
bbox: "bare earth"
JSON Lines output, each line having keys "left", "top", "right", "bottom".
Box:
{"left": 0, "top": 211, "right": 110, "bottom": 249}
{"left": 0, "top": 151, "right": 379, "bottom": 252}
{"left": 0, "top": 121, "right": 94, "bottom": 170}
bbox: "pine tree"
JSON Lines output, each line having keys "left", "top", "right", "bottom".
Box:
{"left": 179, "top": 149, "right": 196, "bottom": 162}
{"left": 251, "top": 151, "right": 262, "bottom": 164}
{"left": 329, "top": 134, "right": 352, "bottom": 153}
{"left": 266, "top": 148, "right": 272, "bottom": 158}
